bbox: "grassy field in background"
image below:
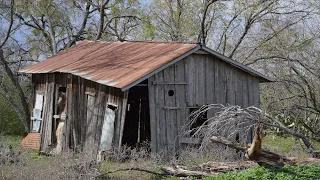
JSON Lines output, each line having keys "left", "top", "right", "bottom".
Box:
{"left": 263, "top": 134, "right": 320, "bottom": 158}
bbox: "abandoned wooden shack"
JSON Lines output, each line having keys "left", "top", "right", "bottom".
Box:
{"left": 19, "top": 40, "right": 272, "bottom": 156}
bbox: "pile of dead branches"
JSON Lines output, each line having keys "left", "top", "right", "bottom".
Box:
{"left": 184, "top": 105, "right": 319, "bottom": 158}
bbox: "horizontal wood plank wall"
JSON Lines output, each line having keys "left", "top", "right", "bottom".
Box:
{"left": 148, "top": 53, "right": 261, "bottom": 155}
{"left": 33, "top": 73, "right": 127, "bottom": 154}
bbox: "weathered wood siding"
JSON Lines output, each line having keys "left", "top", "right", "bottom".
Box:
{"left": 148, "top": 53, "right": 261, "bottom": 154}
{"left": 32, "top": 73, "right": 128, "bottom": 154}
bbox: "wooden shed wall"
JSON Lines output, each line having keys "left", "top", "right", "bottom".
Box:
{"left": 32, "top": 73, "right": 128, "bottom": 154}
{"left": 148, "top": 53, "right": 260, "bottom": 154}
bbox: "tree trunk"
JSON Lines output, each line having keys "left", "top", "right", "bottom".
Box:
{"left": 0, "top": 48, "right": 30, "bottom": 131}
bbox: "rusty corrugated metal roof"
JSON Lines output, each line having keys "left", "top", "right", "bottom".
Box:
{"left": 20, "top": 40, "right": 198, "bottom": 89}
{"left": 20, "top": 40, "right": 272, "bottom": 91}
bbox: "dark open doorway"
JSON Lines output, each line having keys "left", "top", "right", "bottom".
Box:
{"left": 122, "top": 80, "right": 151, "bottom": 147}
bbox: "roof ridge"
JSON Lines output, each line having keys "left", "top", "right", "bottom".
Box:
{"left": 83, "top": 39, "right": 198, "bottom": 44}
{"left": 125, "top": 40, "right": 198, "bottom": 44}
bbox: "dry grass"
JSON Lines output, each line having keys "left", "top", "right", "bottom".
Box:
{"left": 0, "top": 137, "right": 164, "bottom": 180}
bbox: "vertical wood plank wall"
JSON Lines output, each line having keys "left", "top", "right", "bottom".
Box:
{"left": 148, "top": 53, "right": 261, "bottom": 154}
{"left": 33, "top": 73, "right": 127, "bottom": 154}
{"left": 32, "top": 53, "right": 261, "bottom": 156}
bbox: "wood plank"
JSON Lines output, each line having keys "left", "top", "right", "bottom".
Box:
{"left": 196, "top": 54, "right": 206, "bottom": 106}
{"left": 163, "top": 65, "right": 176, "bottom": 156}
{"left": 174, "top": 60, "right": 186, "bottom": 153}
{"left": 53, "top": 75, "right": 60, "bottom": 144}
{"left": 205, "top": 55, "right": 215, "bottom": 104}
{"left": 94, "top": 85, "right": 107, "bottom": 153}
{"left": 113, "top": 89, "right": 121, "bottom": 148}
{"left": 81, "top": 78, "right": 87, "bottom": 146}
{"left": 253, "top": 77, "right": 260, "bottom": 107}
{"left": 40, "top": 74, "right": 55, "bottom": 151}
{"left": 163, "top": 106, "right": 182, "bottom": 110}
{"left": 84, "top": 91, "right": 95, "bottom": 153}
{"left": 65, "top": 74, "right": 72, "bottom": 150}
{"left": 206, "top": 55, "right": 216, "bottom": 118}
{"left": 235, "top": 70, "right": 244, "bottom": 106}
{"left": 118, "top": 90, "right": 128, "bottom": 147}
{"left": 226, "top": 65, "right": 235, "bottom": 105}
{"left": 148, "top": 75, "right": 157, "bottom": 153}
{"left": 78, "top": 76, "right": 83, "bottom": 146}
{"left": 71, "top": 75, "right": 79, "bottom": 150}
{"left": 247, "top": 75, "right": 255, "bottom": 143}
{"left": 185, "top": 55, "right": 196, "bottom": 106}
{"left": 247, "top": 76, "right": 254, "bottom": 106}
{"left": 152, "top": 81, "right": 189, "bottom": 85}
{"left": 215, "top": 61, "right": 226, "bottom": 105}
{"left": 155, "top": 71, "right": 166, "bottom": 154}
{"left": 242, "top": 74, "right": 249, "bottom": 108}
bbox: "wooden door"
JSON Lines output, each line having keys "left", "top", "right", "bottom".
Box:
{"left": 99, "top": 107, "right": 115, "bottom": 151}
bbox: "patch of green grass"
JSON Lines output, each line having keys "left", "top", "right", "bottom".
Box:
{"left": 263, "top": 135, "right": 297, "bottom": 154}
{"left": 150, "top": 165, "right": 320, "bottom": 180}
{"left": 0, "top": 135, "right": 22, "bottom": 150}
{"left": 263, "top": 134, "right": 320, "bottom": 157}
{"left": 204, "top": 165, "right": 320, "bottom": 180}
{"left": 150, "top": 175, "right": 197, "bottom": 180}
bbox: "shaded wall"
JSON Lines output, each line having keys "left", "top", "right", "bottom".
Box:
{"left": 32, "top": 73, "right": 128, "bottom": 154}
{"left": 148, "top": 53, "right": 260, "bottom": 154}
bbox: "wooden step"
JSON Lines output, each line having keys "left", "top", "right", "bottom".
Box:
{"left": 21, "top": 132, "right": 41, "bottom": 150}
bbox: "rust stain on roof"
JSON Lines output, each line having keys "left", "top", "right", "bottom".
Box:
{"left": 20, "top": 40, "right": 272, "bottom": 90}
{"left": 20, "top": 40, "right": 198, "bottom": 89}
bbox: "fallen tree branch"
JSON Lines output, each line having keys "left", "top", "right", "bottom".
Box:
{"left": 161, "top": 161, "right": 257, "bottom": 178}
{"left": 184, "top": 105, "right": 319, "bottom": 159}
{"left": 161, "top": 165, "right": 213, "bottom": 178}
{"left": 210, "top": 135, "right": 320, "bottom": 167}
{"left": 96, "top": 161, "right": 258, "bottom": 178}
{"left": 97, "top": 167, "right": 165, "bottom": 178}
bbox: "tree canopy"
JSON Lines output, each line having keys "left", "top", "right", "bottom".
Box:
{"left": 0, "top": 0, "right": 319, "bottom": 138}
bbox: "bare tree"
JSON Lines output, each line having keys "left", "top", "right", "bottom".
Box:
{"left": 0, "top": 0, "right": 31, "bottom": 131}
{"left": 199, "top": 0, "right": 219, "bottom": 45}
{"left": 90, "top": 0, "right": 141, "bottom": 41}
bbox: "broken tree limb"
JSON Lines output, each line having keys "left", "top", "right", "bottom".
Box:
{"left": 210, "top": 135, "right": 320, "bottom": 167}
{"left": 96, "top": 161, "right": 257, "bottom": 179}
{"left": 161, "top": 165, "right": 213, "bottom": 178}
{"left": 160, "top": 161, "right": 257, "bottom": 178}
{"left": 210, "top": 136, "right": 291, "bottom": 167}
{"left": 97, "top": 167, "right": 165, "bottom": 178}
